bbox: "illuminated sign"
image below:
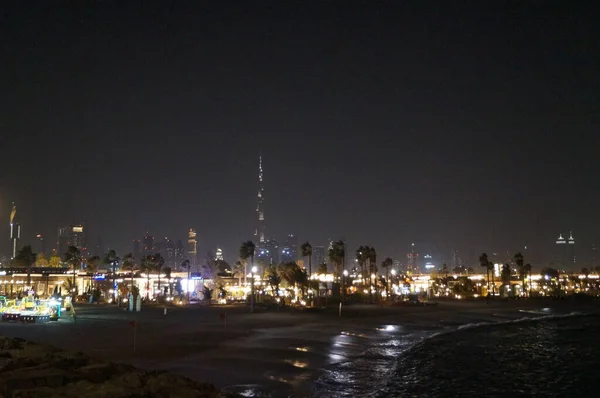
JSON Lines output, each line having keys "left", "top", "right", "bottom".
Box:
{"left": 93, "top": 274, "right": 106, "bottom": 280}
{"left": 72, "top": 226, "right": 83, "bottom": 233}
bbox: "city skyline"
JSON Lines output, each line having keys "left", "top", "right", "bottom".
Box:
{"left": 1, "top": 2, "right": 598, "bottom": 267}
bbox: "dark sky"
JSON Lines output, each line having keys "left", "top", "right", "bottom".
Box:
{"left": 1, "top": 1, "right": 598, "bottom": 267}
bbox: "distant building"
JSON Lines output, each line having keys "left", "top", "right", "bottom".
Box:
{"left": 406, "top": 243, "right": 419, "bottom": 274}
{"left": 280, "top": 234, "right": 298, "bottom": 263}
{"left": 592, "top": 244, "right": 598, "bottom": 269}
{"left": 34, "top": 234, "right": 46, "bottom": 257}
{"left": 9, "top": 204, "right": 20, "bottom": 259}
{"left": 165, "top": 238, "right": 175, "bottom": 268}
{"left": 57, "top": 223, "right": 87, "bottom": 259}
{"left": 188, "top": 229, "right": 198, "bottom": 269}
{"left": 312, "top": 246, "right": 325, "bottom": 267}
{"left": 94, "top": 237, "right": 104, "bottom": 257}
{"left": 257, "top": 239, "right": 279, "bottom": 265}
{"left": 555, "top": 232, "right": 575, "bottom": 269}
{"left": 57, "top": 227, "right": 69, "bottom": 258}
{"left": 175, "top": 240, "right": 185, "bottom": 270}
{"left": 133, "top": 240, "right": 141, "bottom": 262}
{"left": 567, "top": 231, "right": 576, "bottom": 268}
{"left": 142, "top": 233, "right": 154, "bottom": 256}
{"left": 254, "top": 155, "right": 266, "bottom": 245}
{"left": 215, "top": 247, "right": 224, "bottom": 261}
{"left": 423, "top": 254, "right": 435, "bottom": 272}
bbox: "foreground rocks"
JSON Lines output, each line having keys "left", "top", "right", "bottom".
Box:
{"left": 0, "top": 337, "right": 236, "bottom": 398}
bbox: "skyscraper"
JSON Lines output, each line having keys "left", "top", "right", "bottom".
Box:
{"left": 57, "top": 224, "right": 87, "bottom": 258}
{"left": 133, "top": 239, "right": 141, "bottom": 261}
{"left": 567, "top": 231, "right": 575, "bottom": 268}
{"left": 215, "top": 247, "right": 224, "bottom": 261}
{"left": 57, "top": 227, "right": 69, "bottom": 259}
{"left": 406, "top": 243, "right": 419, "bottom": 274}
{"left": 188, "top": 229, "right": 198, "bottom": 269}
{"left": 166, "top": 238, "right": 175, "bottom": 268}
{"left": 9, "top": 204, "right": 20, "bottom": 259}
{"left": 312, "top": 246, "right": 325, "bottom": 267}
{"left": 555, "top": 233, "right": 567, "bottom": 268}
{"left": 254, "top": 155, "right": 266, "bottom": 245}
{"left": 34, "top": 234, "right": 45, "bottom": 256}
{"left": 70, "top": 224, "right": 87, "bottom": 257}
{"left": 280, "top": 234, "right": 298, "bottom": 263}
{"left": 142, "top": 233, "right": 154, "bottom": 256}
{"left": 175, "top": 240, "right": 185, "bottom": 269}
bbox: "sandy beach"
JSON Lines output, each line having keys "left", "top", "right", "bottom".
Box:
{"left": 1, "top": 299, "right": 597, "bottom": 397}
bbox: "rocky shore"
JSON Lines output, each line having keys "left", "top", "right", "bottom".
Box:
{"left": 0, "top": 336, "right": 235, "bottom": 398}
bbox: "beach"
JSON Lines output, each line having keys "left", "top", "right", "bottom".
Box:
{"left": 1, "top": 299, "right": 597, "bottom": 397}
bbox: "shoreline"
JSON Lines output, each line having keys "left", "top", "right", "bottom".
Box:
{"left": 1, "top": 299, "right": 597, "bottom": 397}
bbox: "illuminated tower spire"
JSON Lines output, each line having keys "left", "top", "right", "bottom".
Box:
{"left": 255, "top": 154, "right": 266, "bottom": 244}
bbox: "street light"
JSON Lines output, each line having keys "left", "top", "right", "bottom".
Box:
{"left": 250, "top": 266, "right": 257, "bottom": 313}
{"left": 390, "top": 269, "right": 396, "bottom": 298}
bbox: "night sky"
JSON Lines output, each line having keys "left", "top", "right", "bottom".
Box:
{"left": 1, "top": 1, "right": 598, "bottom": 267}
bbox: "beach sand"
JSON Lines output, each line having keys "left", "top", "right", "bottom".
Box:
{"left": 1, "top": 299, "right": 596, "bottom": 397}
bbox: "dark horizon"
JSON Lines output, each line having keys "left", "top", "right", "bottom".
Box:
{"left": 1, "top": 1, "right": 598, "bottom": 267}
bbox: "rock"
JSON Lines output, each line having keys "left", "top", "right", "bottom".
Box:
{"left": 0, "top": 338, "right": 24, "bottom": 351}
{"left": 0, "top": 336, "right": 236, "bottom": 398}
{"left": 76, "top": 362, "right": 135, "bottom": 383}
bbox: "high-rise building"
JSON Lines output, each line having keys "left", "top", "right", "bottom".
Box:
{"left": 567, "top": 231, "right": 575, "bottom": 268}
{"left": 70, "top": 224, "right": 87, "bottom": 256}
{"left": 257, "top": 239, "right": 279, "bottom": 265}
{"left": 175, "top": 240, "right": 185, "bottom": 270}
{"left": 451, "top": 249, "right": 462, "bottom": 271}
{"left": 312, "top": 246, "right": 325, "bottom": 267}
{"left": 592, "top": 244, "right": 598, "bottom": 269}
{"left": 34, "top": 234, "right": 45, "bottom": 257}
{"left": 280, "top": 234, "right": 298, "bottom": 263}
{"left": 57, "top": 227, "right": 69, "bottom": 259}
{"left": 9, "top": 204, "right": 20, "bottom": 259}
{"left": 215, "top": 247, "right": 224, "bottom": 261}
{"left": 133, "top": 240, "right": 141, "bottom": 262}
{"left": 188, "top": 229, "right": 198, "bottom": 269}
{"left": 142, "top": 233, "right": 154, "bottom": 256}
{"left": 406, "top": 243, "right": 419, "bottom": 274}
{"left": 57, "top": 224, "right": 87, "bottom": 258}
{"left": 94, "top": 237, "right": 104, "bottom": 257}
{"left": 254, "top": 155, "right": 266, "bottom": 245}
{"left": 423, "top": 254, "right": 435, "bottom": 272}
{"left": 166, "top": 238, "right": 175, "bottom": 268}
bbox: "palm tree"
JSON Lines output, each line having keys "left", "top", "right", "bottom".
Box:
{"left": 164, "top": 266, "right": 172, "bottom": 295}
{"left": 367, "top": 246, "right": 377, "bottom": 302}
{"left": 14, "top": 245, "right": 36, "bottom": 289}
{"left": 233, "top": 260, "right": 244, "bottom": 287}
{"left": 141, "top": 255, "right": 155, "bottom": 300}
{"left": 154, "top": 253, "right": 165, "bottom": 296}
{"left": 265, "top": 263, "right": 282, "bottom": 298}
{"left": 514, "top": 252, "right": 526, "bottom": 297}
{"left": 86, "top": 255, "right": 101, "bottom": 291}
{"left": 381, "top": 257, "right": 393, "bottom": 299}
{"left": 479, "top": 253, "right": 490, "bottom": 297}
{"left": 239, "top": 241, "right": 256, "bottom": 285}
{"left": 501, "top": 263, "right": 512, "bottom": 296}
{"left": 121, "top": 253, "right": 137, "bottom": 289}
{"left": 181, "top": 259, "right": 191, "bottom": 302}
{"left": 524, "top": 263, "right": 532, "bottom": 296}
{"left": 355, "top": 246, "right": 368, "bottom": 293}
{"left": 328, "top": 240, "right": 345, "bottom": 277}
{"left": 65, "top": 246, "right": 82, "bottom": 296}
{"left": 103, "top": 249, "right": 120, "bottom": 303}
{"left": 300, "top": 242, "right": 313, "bottom": 278}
